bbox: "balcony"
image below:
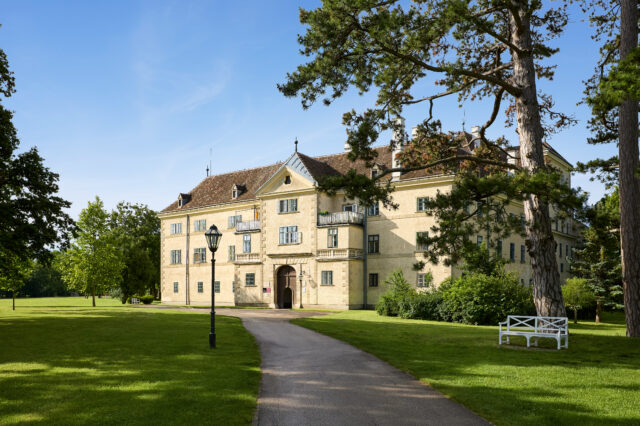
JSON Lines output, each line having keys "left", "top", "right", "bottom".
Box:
{"left": 317, "top": 211, "right": 364, "bottom": 227}
{"left": 234, "top": 253, "right": 261, "bottom": 264}
{"left": 235, "top": 220, "right": 261, "bottom": 233}
{"left": 317, "top": 248, "right": 364, "bottom": 261}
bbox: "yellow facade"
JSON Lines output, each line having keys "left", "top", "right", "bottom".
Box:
{"left": 159, "top": 147, "right": 578, "bottom": 309}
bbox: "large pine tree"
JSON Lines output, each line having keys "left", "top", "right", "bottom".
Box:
{"left": 280, "top": 0, "right": 584, "bottom": 316}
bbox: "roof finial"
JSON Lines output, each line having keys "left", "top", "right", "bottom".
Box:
{"left": 294, "top": 138, "right": 298, "bottom": 153}
{"left": 206, "top": 164, "right": 210, "bottom": 177}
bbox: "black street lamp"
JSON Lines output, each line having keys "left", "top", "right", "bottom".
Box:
{"left": 205, "top": 224, "right": 222, "bottom": 348}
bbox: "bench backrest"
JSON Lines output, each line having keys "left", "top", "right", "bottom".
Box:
{"left": 506, "top": 316, "right": 568, "bottom": 333}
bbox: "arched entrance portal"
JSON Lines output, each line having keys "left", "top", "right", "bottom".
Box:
{"left": 276, "top": 265, "right": 296, "bottom": 309}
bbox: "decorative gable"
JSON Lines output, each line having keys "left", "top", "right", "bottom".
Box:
{"left": 232, "top": 184, "right": 246, "bottom": 199}
{"left": 178, "top": 193, "right": 191, "bottom": 208}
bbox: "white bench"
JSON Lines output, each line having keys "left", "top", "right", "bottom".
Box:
{"left": 499, "top": 315, "right": 568, "bottom": 350}
{"left": 131, "top": 297, "right": 140, "bottom": 305}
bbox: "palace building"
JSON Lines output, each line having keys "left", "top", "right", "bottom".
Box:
{"left": 159, "top": 124, "right": 577, "bottom": 309}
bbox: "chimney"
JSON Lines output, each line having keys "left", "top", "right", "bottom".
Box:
{"left": 344, "top": 141, "right": 351, "bottom": 152}
{"left": 411, "top": 126, "right": 418, "bottom": 141}
{"left": 392, "top": 117, "right": 405, "bottom": 181}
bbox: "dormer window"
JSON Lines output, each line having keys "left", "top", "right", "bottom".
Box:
{"left": 232, "top": 184, "right": 246, "bottom": 199}
{"left": 284, "top": 175, "right": 291, "bottom": 185}
{"left": 178, "top": 193, "right": 191, "bottom": 208}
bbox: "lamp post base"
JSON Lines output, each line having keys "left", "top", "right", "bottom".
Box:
{"left": 209, "top": 332, "right": 216, "bottom": 349}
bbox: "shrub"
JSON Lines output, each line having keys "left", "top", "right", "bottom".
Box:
{"left": 398, "top": 291, "right": 443, "bottom": 320}
{"left": 439, "top": 273, "right": 535, "bottom": 325}
{"left": 376, "top": 269, "right": 414, "bottom": 317}
{"left": 563, "top": 278, "right": 596, "bottom": 323}
{"left": 139, "top": 295, "right": 155, "bottom": 305}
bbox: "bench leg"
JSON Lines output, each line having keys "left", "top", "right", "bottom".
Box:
{"left": 526, "top": 336, "right": 530, "bottom": 348}
{"left": 557, "top": 337, "right": 561, "bottom": 350}
{"left": 506, "top": 336, "right": 510, "bottom": 345}
{"left": 534, "top": 337, "right": 539, "bottom": 347}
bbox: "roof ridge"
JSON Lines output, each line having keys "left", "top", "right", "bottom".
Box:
{"left": 200, "top": 161, "right": 283, "bottom": 182}
{"left": 309, "top": 145, "right": 390, "bottom": 162}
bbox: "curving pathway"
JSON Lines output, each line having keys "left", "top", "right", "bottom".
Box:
{"left": 146, "top": 307, "right": 488, "bottom": 425}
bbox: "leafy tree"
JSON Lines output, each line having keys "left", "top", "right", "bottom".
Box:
{"left": 57, "top": 197, "right": 125, "bottom": 307}
{"left": 460, "top": 243, "right": 508, "bottom": 277}
{"left": 22, "top": 256, "right": 69, "bottom": 298}
{"left": 0, "top": 43, "right": 75, "bottom": 285}
{"left": 279, "top": 0, "right": 586, "bottom": 316}
{"left": 109, "top": 202, "right": 160, "bottom": 302}
{"left": 563, "top": 277, "right": 596, "bottom": 324}
{"left": 578, "top": 0, "right": 640, "bottom": 336}
{"left": 571, "top": 190, "right": 622, "bottom": 322}
{"left": 0, "top": 253, "right": 32, "bottom": 310}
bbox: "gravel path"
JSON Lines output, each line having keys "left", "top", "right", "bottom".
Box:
{"left": 143, "top": 306, "right": 488, "bottom": 425}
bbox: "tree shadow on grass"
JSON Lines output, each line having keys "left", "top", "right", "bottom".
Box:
{"left": 294, "top": 316, "right": 640, "bottom": 426}
{"left": 0, "top": 310, "right": 260, "bottom": 425}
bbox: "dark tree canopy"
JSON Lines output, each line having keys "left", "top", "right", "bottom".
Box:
{"left": 0, "top": 43, "right": 74, "bottom": 280}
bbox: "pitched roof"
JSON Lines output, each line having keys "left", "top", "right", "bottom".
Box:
{"left": 161, "top": 141, "right": 568, "bottom": 213}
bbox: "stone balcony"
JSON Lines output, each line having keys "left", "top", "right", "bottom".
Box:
{"left": 316, "top": 248, "right": 364, "bottom": 261}
{"left": 317, "top": 211, "right": 364, "bottom": 227}
{"left": 234, "top": 253, "right": 261, "bottom": 264}
{"left": 235, "top": 220, "right": 261, "bottom": 233}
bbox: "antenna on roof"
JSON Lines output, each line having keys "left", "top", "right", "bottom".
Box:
{"left": 462, "top": 109, "right": 467, "bottom": 131}
{"left": 206, "top": 164, "right": 210, "bottom": 177}
{"left": 294, "top": 138, "right": 298, "bottom": 153}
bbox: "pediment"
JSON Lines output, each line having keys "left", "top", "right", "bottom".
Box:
{"left": 255, "top": 153, "right": 316, "bottom": 195}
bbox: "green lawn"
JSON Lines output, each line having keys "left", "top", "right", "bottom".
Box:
{"left": 0, "top": 298, "right": 260, "bottom": 425}
{"left": 293, "top": 311, "right": 639, "bottom": 426}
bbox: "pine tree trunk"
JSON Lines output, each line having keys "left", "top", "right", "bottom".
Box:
{"left": 619, "top": 0, "right": 640, "bottom": 337}
{"left": 510, "top": 3, "right": 566, "bottom": 317}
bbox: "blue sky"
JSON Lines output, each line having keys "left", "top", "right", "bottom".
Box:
{"left": 3, "top": 0, "right": 616, "bottom": 218}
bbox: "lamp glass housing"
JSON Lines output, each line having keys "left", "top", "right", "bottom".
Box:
{"left": 205, "top": 224, "right": 222, "bottom": 253}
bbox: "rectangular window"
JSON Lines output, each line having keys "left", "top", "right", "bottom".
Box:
{"left": 497, "top": 240, "right": 503, "bottom": 257}
{"left": 566, "top": 244, "right": 570, "bottom": 258}
{"left": 321, "top": 271, "right": 333, "bottom": 286}
{"left": 228, "top": 215, "right": 242, "bottom": 228}
{"left": 559, "top": 243, "right": 563, "bottom": 257}
{"left": 368, "top": 234, "right": 379, "bottom": 253}
{"left": 477, "top": 202, "right": 483, "bottom": 217}
{"left": 509, "top": 243, "right": 515, "bottom": 261}
{"left": 560, "top": 263, "right": 564, "bottom": 273}
{"left": 520, "top": 245, "right": 526, "bottom": 263}
{"left": 170, "top": 250, "right": 182, "bottom": 265}
{"left": 367, "top": 203, "right": 379, "bottom": 216}
{"left": 197, "top": 281, "right": 203, "bottom": 293}
{"left": 477, "top": 235, "right": 483, "bottom": 246}
{"left": 214, "top": 281, "right": 220, "bottom": 293}
{"left": 342, "top": 204, "right": 358, "bottom": 212}
{"left": 561, "top": 222, "right": 565, "bottom": 233}
{"left": 417, "top": 274, "right": 428, "bottom": 288}
{"left": 243, "top": 234, "right": 251, "bottom": 253}
{"left": 368, "top": 273, "right": 379, "bottom": 287}
{"left": 228, "top": 245, "right": 236, "bottom": 261}
{"left": 279, "top": 226, "right": 300, "bottom": 245}
{"left": 327, "top": 228, "right": 338, "bottom": 248}
{"left": 417, "top": 197, "right": 429, "bottom": 212}
{"left": 555, "top": 219, "right": 559, "bottom": 231}
{"left": 170, "top": 223, "right": 182, "bottom": 234}
{"left": 278, "top": 198, "right": 298, "bottom": 213}
{"left": 416, "top": 232, "right": 429, "bottom": 251}
{"left": 521, "top": 214, "right": 526, "bottom": 229}
{"left": 173, "top": 282, "right": 178, "bottom": 293}
{"left": 245, "top": 273, "right": 255, "bottom": 286}
{"left": 194, "top": 219, "right": 207, "bottom": 232}
{"left": 193, "top": 247, "right": 206, "bottom": 263}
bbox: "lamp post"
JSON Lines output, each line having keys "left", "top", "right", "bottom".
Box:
{"left": 205, "top": 224, "right": 222, "bottom": 348}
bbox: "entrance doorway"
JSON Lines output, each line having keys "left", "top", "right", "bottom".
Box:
{"left": 276, "top": 265, "right": 296, "bottom": 309}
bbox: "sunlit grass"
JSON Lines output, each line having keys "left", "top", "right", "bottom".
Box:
{"left": 293, "top": 310, "right": 639, "bottom": 426}
{"left": 0, "top": 299, "right": 260, "bottom": 425}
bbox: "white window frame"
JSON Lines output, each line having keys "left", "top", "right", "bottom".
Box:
{"left": 369, "top": 273, "right": 379, "bottom": 287}
{"left": 173, "top": 282, "right": 179, "bottom": 293}
{"left": 194, "top": 219, "right": 207, "bottom": 232}
{"left": 416, "top": 197, "right": 429, "bottom": 212}
{"left": 368, "top": 234, "right": 379, "bottom": 253}
{"left": 278, "top": 199, "right": 298, "bottom": 213}
{"left": 327, "top": 228, "right": 338, "bottom": 248}
{"left": 243, "top": 235, "right": 251, "bottom": 253}
{"left": 170, "top": 250, "right": 182, "bottom": 265}
{"left": 197, "top": 281, "right": 204, "bottom": 293}
{"left": 367, "top": 203, "right": 379, "bottom": 216}
{"left": 214, "top": 281, "right": 220, "bottom": 293}
{"left": 279, "top": 226, "right": 300, "bottom": 245}
{"left": 417, "top": 273, "right": 428, "bottom": 288}
{"left": 170, "top": 223, "right": 182, "bottom": 235}
{"left": 193, "top": 247, "right": 206, "bottom": 264}
{"left": 228, "top": 245, "right": 236, "bottom": 261}
{"left": 228, "top": 215, "right": 242, "bottom": 228}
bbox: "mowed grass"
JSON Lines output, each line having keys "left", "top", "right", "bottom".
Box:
{"left": 293, "top": 311, "right": 640, "bottom": 426}
{"left": 0, "top": 298, "right": 260, "bottom": 425}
